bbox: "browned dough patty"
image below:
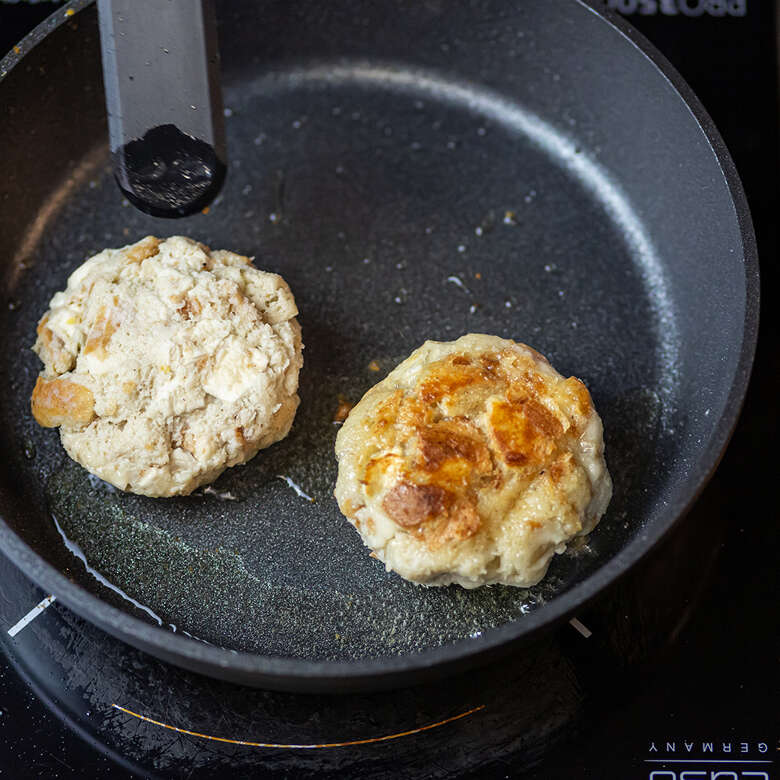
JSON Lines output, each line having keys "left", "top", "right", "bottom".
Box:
{"left": 334, "top": 334, "right": 612, "bottom": 588}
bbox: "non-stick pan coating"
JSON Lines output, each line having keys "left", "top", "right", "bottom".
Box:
{"left": 0, "top": 0, "right": 757, "bottom": 691}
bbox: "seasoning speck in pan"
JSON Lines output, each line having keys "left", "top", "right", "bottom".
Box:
{"left": 332, "top": 396, "right": 354, "bottom": 425}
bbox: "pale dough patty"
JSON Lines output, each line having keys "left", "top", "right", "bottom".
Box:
{"left": 334, "top": 334, "right": 612, "bottom": 588}
{"left": 31, "top": 235, "right": 302, "bottom": 497}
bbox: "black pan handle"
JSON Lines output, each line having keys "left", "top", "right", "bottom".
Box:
{"left": 97, "top": 0, "right": 227, "bottom": 218}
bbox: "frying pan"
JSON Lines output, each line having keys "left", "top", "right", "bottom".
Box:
{"left": 0, "top": 0, "right": 758, "bottom": 693}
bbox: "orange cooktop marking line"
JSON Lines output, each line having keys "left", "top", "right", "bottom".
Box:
{"left": 110, "top": 703, "right": 486, "bottom": 749}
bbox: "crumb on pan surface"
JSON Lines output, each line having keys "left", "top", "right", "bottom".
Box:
{"left": 31, "top": 235, "right": 303, "bottom": 497}
{"left": 334, "top": 334, "right": 612, "bottom": 589}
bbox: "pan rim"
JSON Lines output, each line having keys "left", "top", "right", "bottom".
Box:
{"left": 0, "top": 0, "right": 760, "bottom": 689}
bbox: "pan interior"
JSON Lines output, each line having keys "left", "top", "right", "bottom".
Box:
{"left": 1, "top": 58, "right": 682, "bottom": 661}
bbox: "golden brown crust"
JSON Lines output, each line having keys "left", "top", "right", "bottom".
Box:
{"left": 360, "top": 346, "right": 595, "bottom": 551}
{"left": 414, "top": 418, "right": 491, "bottom": 477}
{"left": 31, "top": 375, "right": 95, "bottom": 429}
{"left": 487, "top": 397, "right": 561, "bottom": 468}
